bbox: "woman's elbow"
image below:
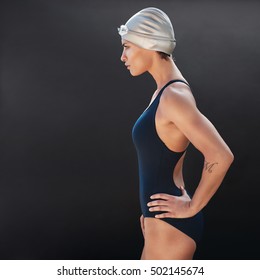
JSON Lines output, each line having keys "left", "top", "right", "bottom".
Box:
{"left": 205, "top": 146, "right": 234, "bottom": 166}
{"left": 228, "top": 149, "right": 234, "bottom": 164}
{"left": 222, "top": 147, "right": 234, "bottom": 167}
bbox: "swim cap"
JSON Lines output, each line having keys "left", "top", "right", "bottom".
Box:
{"left": 118, "top": 7, "right": 176, "bottom": 56}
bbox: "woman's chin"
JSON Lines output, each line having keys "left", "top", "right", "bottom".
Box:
{"left": 129, "top": 69, "right": 145, "bottom": 77}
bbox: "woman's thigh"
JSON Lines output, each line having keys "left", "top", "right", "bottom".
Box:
{"left": 142, "top": 217, "right": 196, "bottom": 260}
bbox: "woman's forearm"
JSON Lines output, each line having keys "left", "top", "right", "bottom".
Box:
{"left": 190, "top": 150, "right": 234, "bottom": 214}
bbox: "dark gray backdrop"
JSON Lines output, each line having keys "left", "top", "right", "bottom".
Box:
{"left": 1, "top": 0, "right": 259, "bottom": 259}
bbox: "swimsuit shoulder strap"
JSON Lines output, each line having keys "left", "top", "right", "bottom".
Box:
{"left": 159, "top": 79, "right": 190, "bottom": 95}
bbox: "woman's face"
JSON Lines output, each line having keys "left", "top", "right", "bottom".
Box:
{"left": 120, "top": 40, "right": 154, "bottom": 76}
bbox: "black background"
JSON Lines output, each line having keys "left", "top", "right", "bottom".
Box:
{"left": 0, "top": 0, "right": 259, "bottom": 259}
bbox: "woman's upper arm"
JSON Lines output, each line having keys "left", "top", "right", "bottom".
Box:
{"left": 161, "top": 88, "right": 233, "bottom": 159}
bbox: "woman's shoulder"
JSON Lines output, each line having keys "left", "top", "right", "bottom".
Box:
{"left": 159, "top": 82, "right": 201, "bottom": 124}
{"left": 160, "top": 81, "right": 196, "bottom": 109}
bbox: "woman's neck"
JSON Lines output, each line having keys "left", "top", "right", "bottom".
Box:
{"left": 148, "top": 57, "right": 185, "bottom": 90}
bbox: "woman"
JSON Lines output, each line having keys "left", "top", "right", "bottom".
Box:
{"left": 118, "top": 7, "right": 234, "bottom": 260}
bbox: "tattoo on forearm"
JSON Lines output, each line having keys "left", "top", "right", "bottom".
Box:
{"left": 204, "top": 161, "right": 218, "bottom": 173}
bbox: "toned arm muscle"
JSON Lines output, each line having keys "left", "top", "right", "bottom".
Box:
{"left": 161, "top": 87, "right": 234, "bottom": 214}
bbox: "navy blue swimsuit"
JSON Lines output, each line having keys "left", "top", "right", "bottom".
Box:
{"left": 132, "top": 80, "right": 203, "bottom": 244}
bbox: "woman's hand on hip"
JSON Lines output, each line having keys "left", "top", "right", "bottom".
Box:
{"left": 147, "top": 187, "right": 196, "bottom": 218}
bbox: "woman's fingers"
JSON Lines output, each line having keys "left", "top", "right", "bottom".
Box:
{"left": 150, "top": 187, "right": 187, "bottom": 200}
{"left": 147, "top": 199, "right": 169, "bottom": 207}
{"left": 150, "top": 193, "right": 171, "bottom": 200}
{"left": 147, "top": 197, "right": 171, "bottom": 213}
{"left": 154, "top": 212, "right": 174, "bottom": 219}
{"left": 148, "top": 205, "right": 169, "bottom": 213}
{"left": 147, "top": 188, "right": 192, "bottom": 218}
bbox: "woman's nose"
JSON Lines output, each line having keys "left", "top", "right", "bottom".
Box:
{"left": 121, "top": 51, "right": 127, "bottom": 62}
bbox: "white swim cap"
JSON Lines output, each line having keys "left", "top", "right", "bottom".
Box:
{"left": 118, "top": 7, "right": 176, "bottom": 56}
